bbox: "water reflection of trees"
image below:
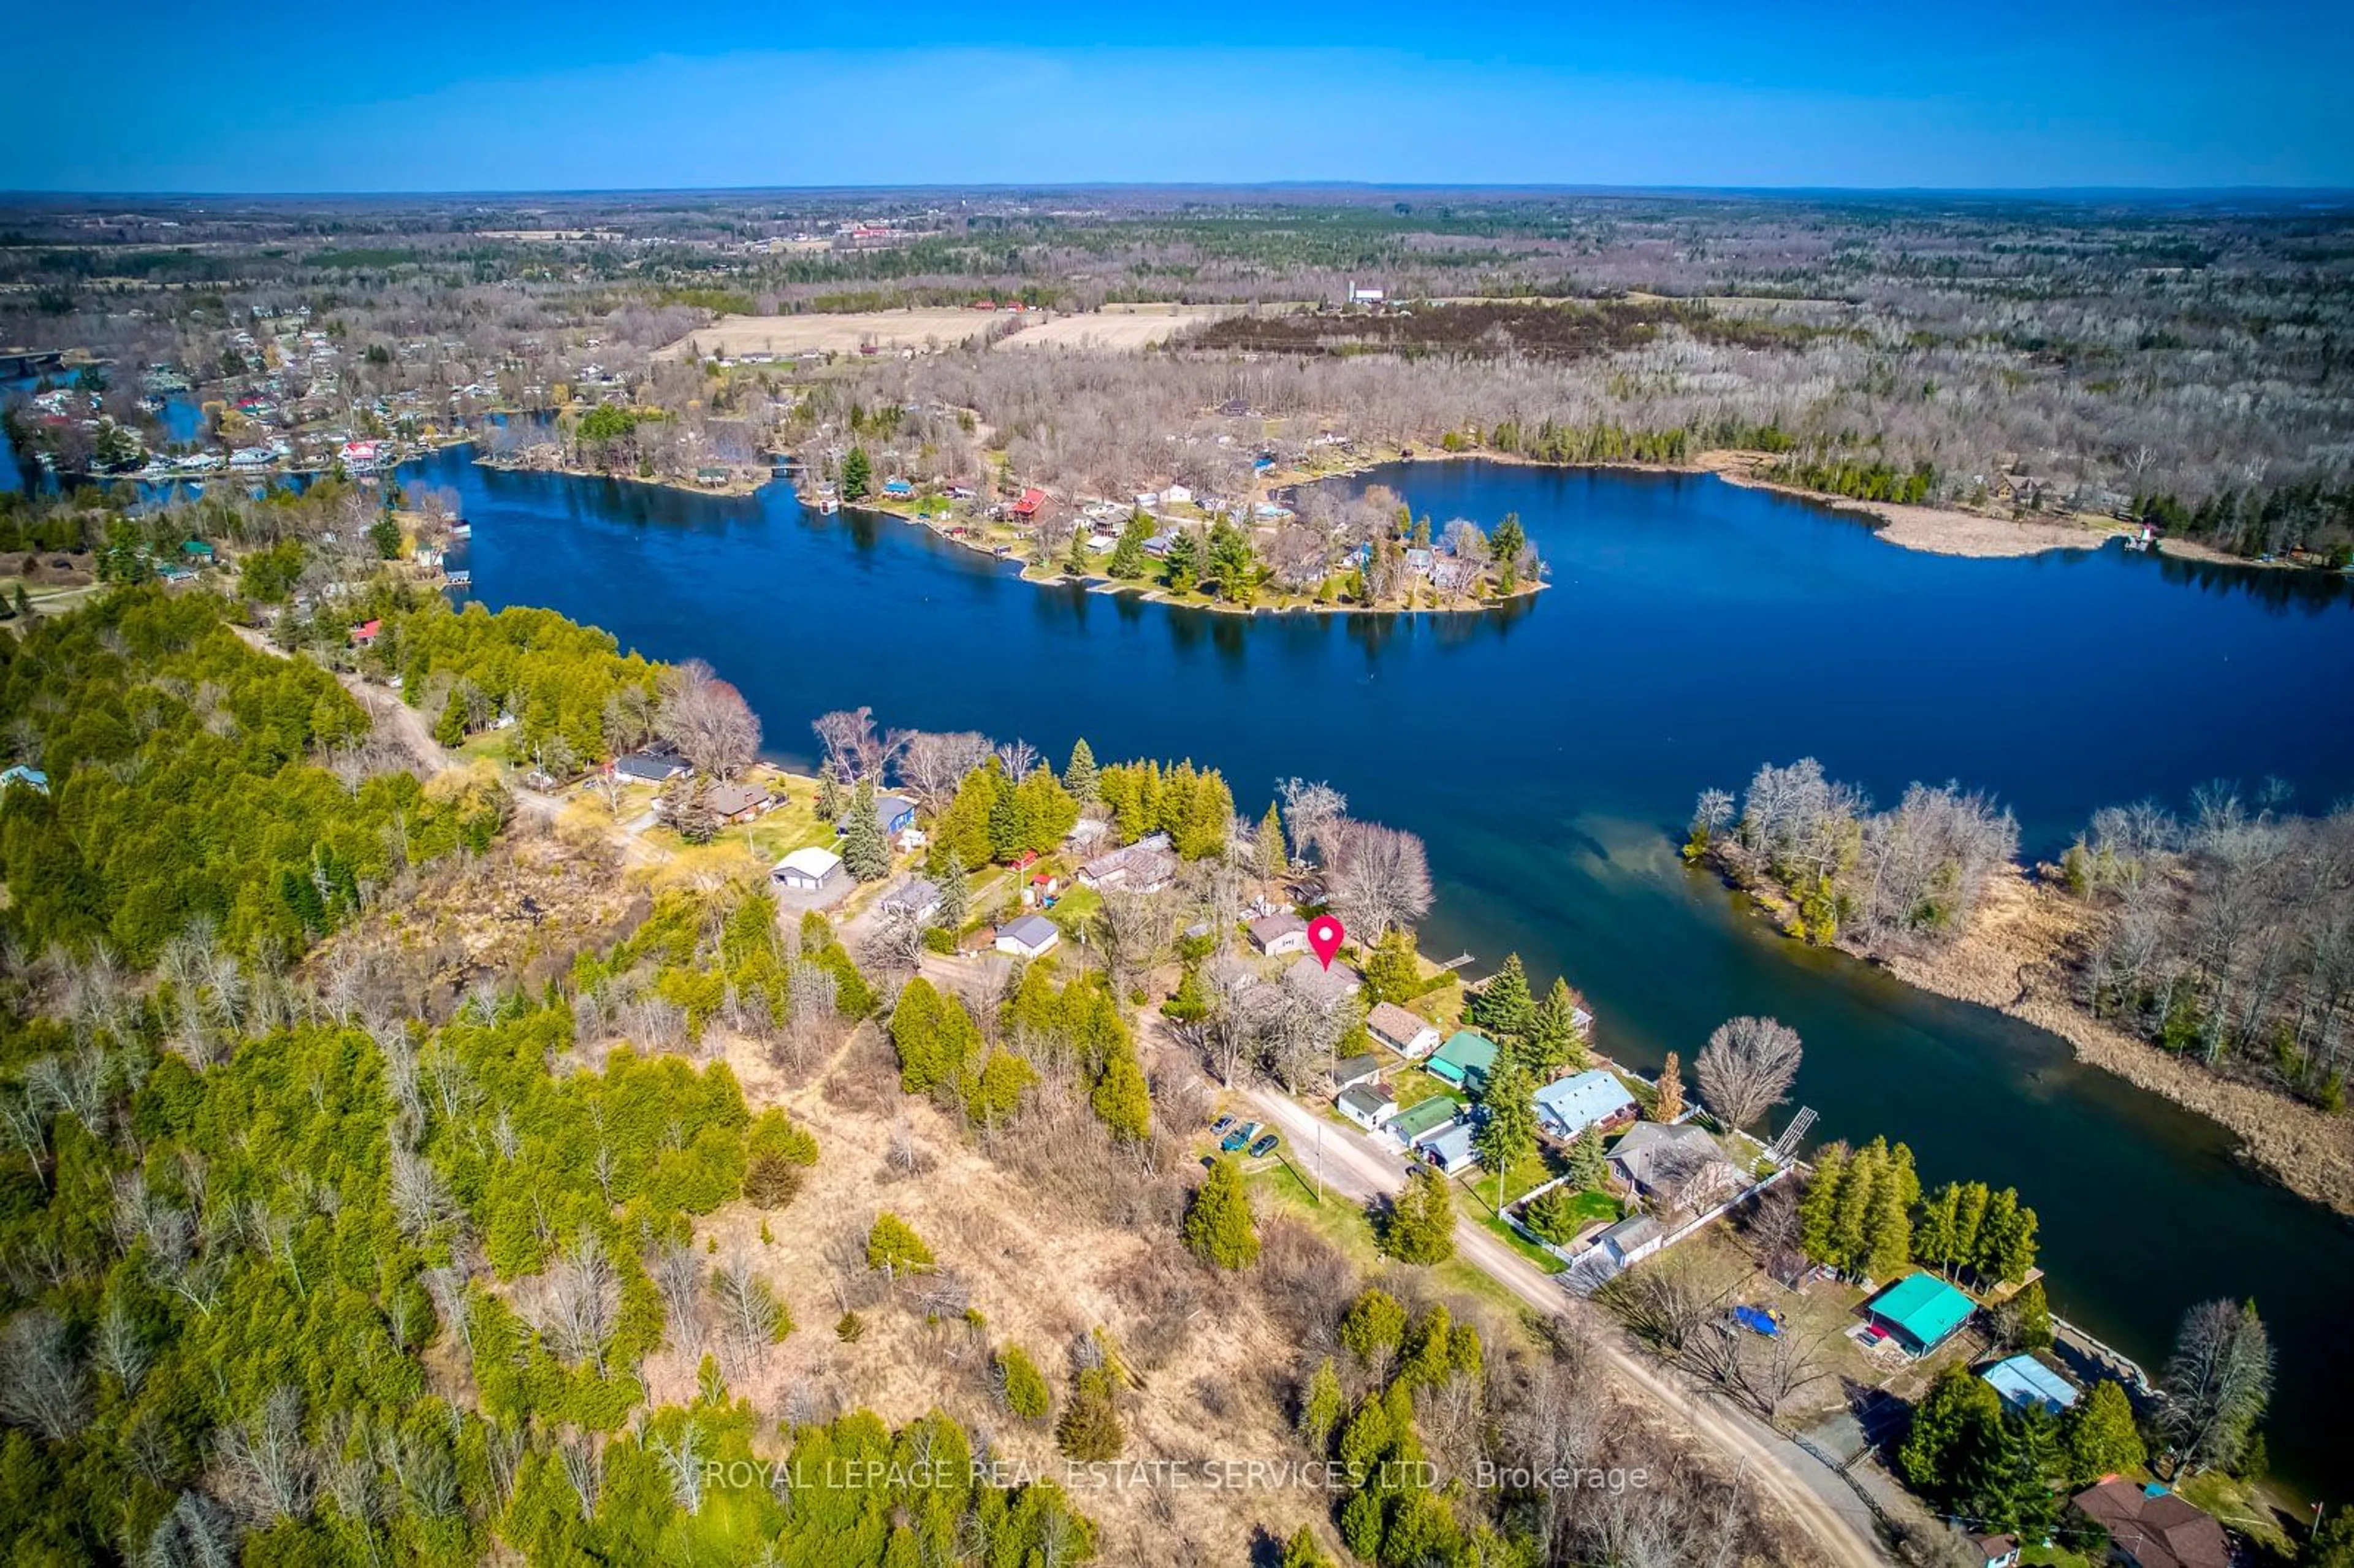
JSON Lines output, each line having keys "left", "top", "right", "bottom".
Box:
{"left": 2146, "top": 550, "right": 2353, "bottom": 615}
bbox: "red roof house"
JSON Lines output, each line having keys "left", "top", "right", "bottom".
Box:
{"left": 351, "top": 619, "right": 383, "bottom": 646}
{"left": 1011, "top": 487, "right": 1047, "bottom": 519}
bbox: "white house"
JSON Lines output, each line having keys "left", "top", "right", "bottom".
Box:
{"left": 994, "top": 913, "right": 1061, "bottom": 960}
{"left": 772, "top": 845, "right": 843, "bottom": 892}
{"left": 879, "top": 877, "right": 942, "bottom": 923}
{"left": 1338, "top": 1084, "right": 1397, "bottom": 1132}
{"left": 1159, "top": 484, "right": 1194, "bottom": 506}
{"left": 1367, "top": 1002, "right": 1442, "bottom": 1059}
{"left": 1248, "top": 913, "right": 1309, "bottom": 956}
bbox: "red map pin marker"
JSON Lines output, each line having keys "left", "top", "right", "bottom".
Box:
{"left": 1308, "top": 916, "right": 1346, "bottom": 970}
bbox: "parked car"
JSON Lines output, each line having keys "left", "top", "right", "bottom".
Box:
{"left": 1248, "top": 1133, "right": 1279, "bottom": 1159}
{"left": 1219, "top": 1121, "right": 1259, "bottom": 1154}
{"left": 1210, "top": 1116, "right": 1236, "bottom": 1138}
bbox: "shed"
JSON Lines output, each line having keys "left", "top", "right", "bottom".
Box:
{"left": 1532, "top": 1068, "right": 1639, "bottom": 1140}
{"left": 772, "top": 846, "right": 843, "bottom": 891}
{"left": 1979, "top": 1354, "right": 2079, "bottom": 1417}
{"left": 1332, "top": 1053, "right": 1384, "bottom": 1090}
{"left": 1597, "top": 1213, "right": 1663, "bottom": 1268}
{"left": 995, "top": 913, "right": 1061, "bottom": 959}
{"left": 1427, "top": 1031, "right": 1499, "bottom": 1091}
{"left": 1865, "top": 1273, "right": 1976, "bottom": 1355}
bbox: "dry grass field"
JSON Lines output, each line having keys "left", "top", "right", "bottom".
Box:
{"left": 997, "top": 303, "right": 1220, "bottom": 351}
{"left": 659, "top": 303, "right": 1219, "bottom": 360}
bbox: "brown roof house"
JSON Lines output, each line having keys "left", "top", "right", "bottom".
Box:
{"left": 2069, "top": 1480, "right": 2231, "bottom": 1568}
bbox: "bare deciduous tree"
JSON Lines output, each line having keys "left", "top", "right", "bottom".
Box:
{"left": 0, "top": 1307, "right": 90, "bottom": 1441}
{"left": 1324, "top": 819, "right": 1434, "bottom": 938}
{"left": 1693, "top": 1016, "right": 1804, "bottom": 1133}
{"left": 657, "top": 659, "right": 761, "bottom": 779}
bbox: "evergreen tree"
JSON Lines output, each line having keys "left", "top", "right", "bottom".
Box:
{"left": 842, "top": 779, "right": 891, "bottom": 881}
{"left": 1981, "top": 1407, "right": 2065, "bottom": 1537}
{"left": 1471, "top": 953, "right": 1535, "bottom": 1038}
{"left": 1526, "top": 978, "right": 1588, "bottom": 1076}
{"left": 1653, "top": 1052, "right": 1685, "bottom": 1122}
{"left": 996, "top": 1344, "right": 1053, "bottom": 1421}
{"left": 1339, "top": 1288, "right": 1407, "bottom": 1369}
{"left": 2062, "top": 1380, "right": 2147, "bottom": 1487}
{"left": 1162, "top": 528, "right": 1200, "bottom": 592}
{"left": 842, "top": 444, "right": 872, "bottom": 501}
{"left": 1899, "top": 1363, "right": 2005, "bottom": 1505}
{"left": 1362, "top": 928, "right": 1421, "bottom": 1006}
{"left": 987, "top": 778, "right": 1028, "bottom": 862}
{"left": 936, "top": 850, "right": 970, "bottom": 929}
{"left": 1014, "top": 767, "right": 1079, "bottom": 853}
{"left": 1863, "top": 1143, "right": 1916, "bottom": 1282}
{"left": 1566, "top": 1125, "right": 1608, "bottom": 1190}
{"left": 1916, "top": 1183, "right": 1962, "bottom": 1275}
{"left": 1091, "top": 1034, "right": 1152, "bottom": 1143}
{"left": 1108, "top": 511, "right": 1153, "bottom": 578}
{"left": 2003, "top": 1279, "right": 2055, "bottom": 1352}
{"left": 1056, "top": 1364, "right": 1126, "bottom": 1461}
{"left": 889, "top": 977, "right": 947, "bottom": 1092}
{"left": 866, "top": 1212, "right": 936, "bottom": 1277}
{"left": 1299, "top": 1358, "right": 1345, "bottom": 1452}
{"left": 1384, "top": 1168, "right": 1456, "bottom": 1265}
{"left": 1799, "top": 1142, "right": 1849, "bottom": 1265}
{"left": 1282, "top": 1525, "right": 1335, "bottom": 1568}
{"left": 815, "top": 771, "right": 845, "bottom": 823}
{"left": 1259, "top": 799, "right": 1288, "bottom": 883}
{"left": 1064, "top": 738, "right": 1100, "bottom": 802}
{"left": 1184, "top": 1157, "right": 1260, "bottom": 1269}
{"left": 1476, "top": 1059, "right": 1537, "bottom": 1212}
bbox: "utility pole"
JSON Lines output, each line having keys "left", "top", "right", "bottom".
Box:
{"left": 1315, "top": 1122, "right": 1324, "bottom": 1203}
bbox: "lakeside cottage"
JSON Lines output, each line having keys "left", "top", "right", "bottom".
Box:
{"left": 1286, "top": 956, "right": 1362, "bottom": 1010}
{"left": 2068, "top": 1480, "right": 2229, "bottom": 1568}
{"left": 1863, "top": 1273, "right": 1976, "bottom": 1357}
{"left": 1607, "top": 1121, "right": 1740, "bottom": 1208}
{"left": 1417, "top": 1121, "right": 1480, "bottom": 1174}
{"left": 1978, "top": 1353, "right": 2079, "bottom": 1418}
{"left": 879, "top": 877, "right": 942, "bottom": 923}
{"left": 1426, "top": 1030, "right": 1499, "bottom": 1091}
{"left": 772, "top": 845, "right": 843, "bottom": 892}
{"left": 838, "top": 792, "right": 918, "bottom": 840}
{"left": 1385, "top": 1097, "right": 1461, "bottom": 1147}
{"left": 1077, "top": 834, "right": 1176, "bottom": 893}
{"left": 615, "top": 750, "right": 688, "bottom": 784}
{"left": 1368, "top": 1002, "right": 1442, "bottom": 1060}
{"left": 702, "top": 782, "right": 773, "bottom": 824}
{"left": 1532, "top": 1068, "right": 1639, "bottom": 1141}
{"left": 0, "top": 765, "right": 51, "bottom": 797}
{"left": 1338, "top": 1083, "right": 1398, "bottom": 1131}
{"left": 1249, "top": 913, "right": 1309, "bottom": 956}
{"left": 994, "top": 913, "right": 1061, "bottom": 959}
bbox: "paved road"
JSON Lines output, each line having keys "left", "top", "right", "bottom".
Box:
{"left": 1242, "top": 1086, "right": 1893, "bottom": 1568}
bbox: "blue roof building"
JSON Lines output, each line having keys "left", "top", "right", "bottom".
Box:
{"left": 1532, "top": 1068, "right": 1639, "bottom": 1140}
{"left": 1980, "top": 1353, "right": 2079, "bottom": 1417}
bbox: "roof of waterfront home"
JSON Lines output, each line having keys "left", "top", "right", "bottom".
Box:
{"left": 1866, "top": 1273, "right": 1976, "bottom": 1351}
{"left": 1386, "top": 1097, "right": 1461, "bottom": 1141}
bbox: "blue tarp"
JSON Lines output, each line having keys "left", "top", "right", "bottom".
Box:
{"left": 1731, "top": 1306, "right": 1780, "bottom": 1336}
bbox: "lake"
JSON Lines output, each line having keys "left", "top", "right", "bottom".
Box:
{"left": 424, "top": 448, "right": 2354, "bottom": 1494}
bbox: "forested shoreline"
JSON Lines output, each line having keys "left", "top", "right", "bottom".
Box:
{"left": 1688, "top": 759, "right": 2354, "bottom": 1209}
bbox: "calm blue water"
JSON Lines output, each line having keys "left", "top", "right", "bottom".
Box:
{"left": 322, "top": 448, "right": 2354, "bottom": 1493}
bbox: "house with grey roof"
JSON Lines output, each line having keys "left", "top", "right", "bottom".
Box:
{"left": 1609, "top": 1122, "right": 1741, "bottom": 1209}
{"left": 1367, "top": 1002, "right": 1441, "bottom": 1059}
{"left": 1286, "top": 956, "right": 1361, "bottom": 1010}
{"left": 1338, "top": 1083, "right": 1397, "bottom": 1132}
{"left": 994, "top": 913, "right": 1061, "bottom": 960}
{"left": 880, "top": 877, "right": 942, "bottom": 923}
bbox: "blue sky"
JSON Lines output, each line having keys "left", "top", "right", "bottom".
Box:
{"left": 9, "top": 1, "right": 2350, "bottom": 191}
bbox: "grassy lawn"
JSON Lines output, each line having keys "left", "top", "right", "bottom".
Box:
{"left": 2020, "top": 1547, "right": 2093, "bottom": 1568}
{"left": 1524, "top": 1188, "right": 1620, "bottom": 1232}
{"left": 1388, "top": 1065, "right": 1466, "bottom": 1116}
{"left": 1458, "top": 1144, "right": 1569, "bottom": 1212}
{"left": 2175, "top": 1472, "right": 2291, "bottom": 1556}
{"left": 1244, "top": 1162, "right": 1556, "bottom": 1321}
